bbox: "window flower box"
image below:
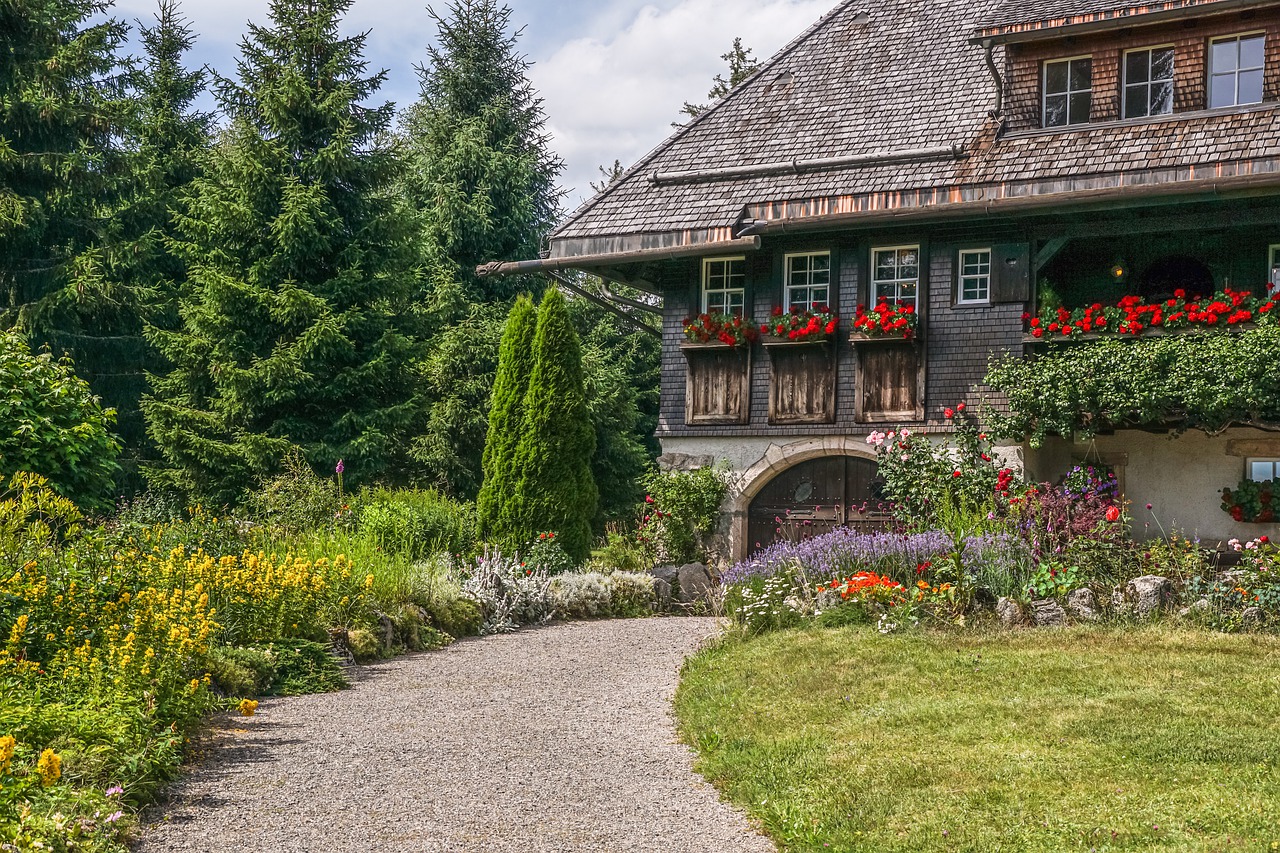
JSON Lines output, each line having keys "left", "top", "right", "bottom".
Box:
{"left": 1024, "top": 287, "right": 1278, "bottom": 342}
{"left": 851, "top": 300, "right": 918, "bottom": 339}
{"left": 759, "top": 307, "right": 839, "bottom": 345}
{"left": 682, "top": 312, "right": 758, "bottom": 347}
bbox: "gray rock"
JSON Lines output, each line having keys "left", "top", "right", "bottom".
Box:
{"left": 1066, "top": 588, "right": 1099, "bottom": 622}
{"left": 1179, "top": 598, "right": 1210, "bottom": 618}
{"left": 675, "top": 562, "right": 714, "bottom": 604}
{"left": 1126, "top": 575, "right": 1174, "bottom": 618}
{"left": 651, "top": 577, "right": 673, "bottom": 612}
{"left": 1031, "top": 598, "right": 1067, "bottom": 627}
{"left": 651, "top": 565, "right": 679, "bottom": 584}
{"left": 1242, "top": 606, "right": 1265, "bottom": 628}
{"left": 1110, "top": 586, "right": 1132, "bottom": 617}
{"left": 996, "top": 596, "right": 1027, "bottom": 628}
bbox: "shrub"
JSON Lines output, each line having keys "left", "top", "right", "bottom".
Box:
{"left": 607, "top": 572, "right": 657, "bottom": 617}
{"left": 550, "top": 572, "right": 613, "bottom": 619}
{"left": 478, "top": 294, "right": 537, "bottom": 541}
{"left": 357, "top": 486, "right": 475, "bottom": 558}
{"left": 257, "top": 640, "right": 348, "bottom": 696}
{"left": 345, "top": 628, "right": 383, "bottom": 663}
{"left": 640, "top": 466, "right": 729, "bottom": 565}
{"left": 461, "top": 550, "right": 553, "bottom": 634}
{"left": 0, "top": 332, "right": 121, "bottom": 511}
{"left": 594, "top": 524, "right": 649, "bottom": 573}
{"left": 243, "top": 450, "right": 340, "bottom": 535}
{"left": 423, "top": 594, "right": 482, "bottom": 639}
{"left": 523, "top": 531, "right": 576, "bottom": 574}
{"left": 507, "top": 288, "right": 599, "bottom": 562}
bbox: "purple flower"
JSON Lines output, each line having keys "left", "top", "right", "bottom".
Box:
{"left": 106, "top": 785, "right": 123, "bottom": 796}
{"left": 336, "top": 459, "right": 345, "bottom": 475}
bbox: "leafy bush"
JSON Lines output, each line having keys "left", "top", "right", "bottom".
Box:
{"left": 523, "top": 531, "right": 576, "bottom": 574}
{"left": 257, "top": 640, "right": 348, "bottom": 696}
{"left": 422, "top": 594, "right": 482, "bottom": 639}
{"left": 593, "top": 524, "right": 649, "bottom": 573}
{"left": 357, "top": 486, "right": 475, "bottom": 558}
{"left": 640, "top": 466, "right": 729, "bottom": 564}
{"left": 243, "top": 450, "right": 341, "bottom": 535}
{"left": 0, "top": 332, "right": 122, "bottom": 511}
{"left": 864, "top": 405, "right": 1002, "bottom": 526}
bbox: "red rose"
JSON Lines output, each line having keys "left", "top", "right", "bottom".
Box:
{"left": 943, "top": 407, "right": 954, "bottom": 419}
{"left": 1105, "top": 506, "right": 1120, "bottom": 522}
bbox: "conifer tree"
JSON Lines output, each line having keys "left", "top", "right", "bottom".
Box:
{"left": 476, "top": 294, "right": 536, "bottom": 540}
{"left": 508, "top": 288, "right": 597, "bottom": 561}
{"left": 48, "top": 1, "right": 212, "bottom": 488}
{"left": 143, "top": 0, "right": 423, "bottom": 504}
{"left": 402, "top": 0, "right": 564, "bottom": 493}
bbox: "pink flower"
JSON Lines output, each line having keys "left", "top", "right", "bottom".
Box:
{"left": 335, "top": 459, "right": 344, "bottom": 475}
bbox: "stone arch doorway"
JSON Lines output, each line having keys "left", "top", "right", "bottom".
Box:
{"left": 745, "top": 454, "right": 885, "bottom": 556}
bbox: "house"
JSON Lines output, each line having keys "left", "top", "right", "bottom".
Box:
{"left": 480, "top": 0, "right": 1280, "bottom": 559}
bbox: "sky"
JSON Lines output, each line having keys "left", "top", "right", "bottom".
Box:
{"left": 110, "top": 0, "right": 839, "bottom": 206}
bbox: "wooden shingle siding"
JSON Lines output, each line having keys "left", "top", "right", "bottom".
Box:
{"left": 1004, "top": 14, "right": 1280, "bottom": 132}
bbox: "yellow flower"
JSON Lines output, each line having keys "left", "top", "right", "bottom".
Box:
{"left": 238, "top": 699, "right": 259, "bottom": 717}
{"left": 37, "top": 748, "right": 61, "bottom": 786}
{"left": 0, "top": 734, "right": 15, "bottom": 775}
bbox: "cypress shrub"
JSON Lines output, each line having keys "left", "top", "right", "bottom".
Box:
{"left": 508, "top": 289, "right": 598, "bottom": 561}
{"left": 477, "top": 295, "right": 537, "bottom": 540}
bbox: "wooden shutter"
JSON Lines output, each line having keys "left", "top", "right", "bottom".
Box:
{"left": 683, "top": 346, "right": 751, "bottom": 424}
{"left": 990, "top": 243, "right": 1030, "bottom": 303}
{"left": 766, "top": 343, "right": 836, "bottom": 425}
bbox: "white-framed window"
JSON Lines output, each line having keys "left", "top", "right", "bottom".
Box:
{"left": 957, "top": 249, "right": 991, "bottom": 305}
{"left": 701, "top": 256, "right": 746, "bottom": 315}
{"left": 1247, "top": 458, "right": 1280, "bottom": 482}
{"left": 1043, "top": 55, "right": 1092, "bottom": 127}
{"left": 871, "top": 245, "right": 920, "bottom": 305}
{"left": 1124, "top": 46, "right": 1175, "bottom": 118}
{"left": 1209, "top": 33, "right": 1265, "bottom": 108}
{"left": 1269, "top": 244, "right": 1280, "bottom": 296}
{"left": 783, "top": 251, "right": 831, "bottom": 312}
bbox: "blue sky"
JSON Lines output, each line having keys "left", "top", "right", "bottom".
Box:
{"left": 110, "top": 0, "right": 838, "bottom": 206}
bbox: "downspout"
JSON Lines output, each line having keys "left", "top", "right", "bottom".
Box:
{"left": 982, "top": 39, "right": 1005, "bottom": 127}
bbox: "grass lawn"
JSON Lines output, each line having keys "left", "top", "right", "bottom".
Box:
{"left": 674, "top": 626, "right": 1280, "bottom": 852}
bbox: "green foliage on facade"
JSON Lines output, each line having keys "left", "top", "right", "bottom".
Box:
{"left": 142, "top": 0, "right": 424, "bottom": 505}
{"left": 985, "top": 328, "right": 1280, "bottom": 446}
{"left": 509, "top": 289, "right": 598, "bottom": 561}
{"left": 477, "top": 295, "right": 537, "bottom": 540}
{"left": 0, "top": 332, "right": 121, "bottom": 510}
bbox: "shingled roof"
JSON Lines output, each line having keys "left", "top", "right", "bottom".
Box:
{"left": 972, "top": 0, "right": 1244, "bottom": 41}
{"left": 541, "top": 0, "right": 1280, "bottom": 263}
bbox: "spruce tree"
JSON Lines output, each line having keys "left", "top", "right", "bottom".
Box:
{"left": 0, "top": 0, "right": 129, "bottom": 332}
{"left": 508, "top": 288, "right": 597, "bottom": 562}
{"left": 143, "top": 0, "right": 423, "bottom": 504}
{"left": 401, "top": 0, "right": 563, "bottom": 304}
{"left": 476, "top": 294, "right": 536, "bottom": 539}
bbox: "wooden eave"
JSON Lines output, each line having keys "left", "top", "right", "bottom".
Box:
{"left": 970, "top": 0, "right": 1280, "bottom": 45}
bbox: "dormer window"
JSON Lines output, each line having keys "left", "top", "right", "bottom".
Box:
{"left": 1043, "top": 56, "right": 1092, "bottom": 127}
{"left": 1124, "top": 46, "right": 1174, "bottom": 118}
{"left": 702, "top": 257, "right": 745, "bottom": 314}
{"left": 1209, "top": 33, "right": 1265, "bottom": 108}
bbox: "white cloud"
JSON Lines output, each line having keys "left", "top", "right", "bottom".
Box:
{"left": 108, "top": 0, "right": 839, "bottom": 207}
{"left": 534, "top": 0, "right": 838, "bottom": 203}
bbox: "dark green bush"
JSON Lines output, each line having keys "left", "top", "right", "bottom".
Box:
{"left": 243, "top": 450, "right": 340, "bottom": 535}
{"left": 640, "top": 466, "right": 729, "bottom": 565}
{"left": 423, "top": 595, "right": 482, "bottom": 639}
{"left": 206, "top": 646, "right": 278, "bottom": 696}
{"left": 256, "top": 640, "right": 348, "bottom": 696}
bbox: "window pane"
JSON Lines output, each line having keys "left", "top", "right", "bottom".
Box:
{"left": 812, "top": 254, "right": 830, "bottom": 272}
{"left": 1241, "top": 34, "right": 1265, "bottom": 69}
{"left": 898, "top": 281, "right": 917, "bottom": 302}
{"left": 1151, "top": 47, "right": 1175, "bottom": 81}
{"left": 788, "top": 287, "right": 807, "bottom": 306}
{"left": 1045, "top": 93, "right": 1067, "bottom": 126}
{"left": 1252, "top": 460, "right": 1274, "bottom": 481}
{"left": 898, "top": 248, "right": 917, "bottom": 267}
{"left": 1210, "top": 72, "right": 1236, "bottom": 107}
{"left": 1211, "top": 39, "right": 1238, "bottom": 74}
{"left": 1069, "top": 91, "right": 1092, "bottom": 123}
{"left": 1149, "top": 80, "right": 1173, "bottom": 115}
{"left": 811, "top": 288, "right": 828, "bottom": 309}
{"left": 1125, "top": 84, "right": 1147, "bottom": 118}
{"left": 1126, "top": 51, "right": 1149, "bottom": 84}
{"left": 811, "top": 267, "right": 830, "bottom": 286}
{"left": 1068, "top": 58, "right": 1092, "bottom": 91}
{"left": 727, "top": 292, "right": 744, "bottom": 314}
{"left": 1045, "top": 60, "right": 1068, "bottom": 94}
{"left": 1239, "top": 68, "right": 1264, "bottom": 104}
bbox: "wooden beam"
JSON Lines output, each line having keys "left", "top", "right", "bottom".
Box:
{"left": 543, "top": 271, "right": 661, "bottom": 339}
{"left": 1034, "top": 236, "right": 1070, "bottom": 271}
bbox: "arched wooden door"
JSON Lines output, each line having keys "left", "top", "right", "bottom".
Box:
{"left": 746, "top": 455, "right": 885, "bottom": 554}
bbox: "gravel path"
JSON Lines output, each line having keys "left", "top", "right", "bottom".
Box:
{"left": 135, "top": 618, "right": 774, "bottom": 852}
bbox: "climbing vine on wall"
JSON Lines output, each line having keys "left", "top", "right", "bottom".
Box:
{"left": 984, "top": 326, "right": 1280, "bottom": 446}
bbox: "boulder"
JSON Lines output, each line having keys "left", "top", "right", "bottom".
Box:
{"left": 1242, "top": 606, "right": 1265, "bottom": 628}
{"left": 1126, "top": 575, "right": 1174, "bottom": 618}
{"left": 651, "top": 577, "right": 673, "bottom": 613}
{"left": 996, "top": 597, "right": 1027, "bottom": 628}
{"left": 1178, "top": 598, "right": 1210, "bottom": 619}
{"left": 1065, "top": 588, "right": 1099, "bottom": 622}
{"left": 675, "top": 562, "right": 715, "bottom": 604}
{"left": 1110, "top": 587, "right": 1132, "bottom": 618}
{"left": 1031, "top": 598, "right": 1067, "bottom": 627}
{"left": 651, "top": 564, "right": 679, "bottom": 584}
